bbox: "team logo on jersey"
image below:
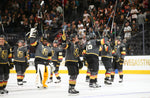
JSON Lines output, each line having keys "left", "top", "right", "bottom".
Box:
{"left": 123, "top": 47, "right": 126, "bottom": 51}
{"left": 17, "top": 51, "right": 24, "bottom": 58}
{"left": 74, "top": 48, "right": 79, "bottom": 57}
{"left": 1, "top": 50, "right": 8, "bottom": 60}
{"left": 42, "top": 48, "right": 48, "bottom": 56}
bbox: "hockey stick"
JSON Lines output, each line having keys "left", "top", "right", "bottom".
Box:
{"left": 0, "top": 18, "right": 5, "bottom": 33}
{"left": 118, "top": 11, "right": 130, "bottom": 36}
{"left": 110, "top": 0, "right": 118, "bottom": 34}
{"left": 103, "top": 0, "right": 118, "bottom": 34}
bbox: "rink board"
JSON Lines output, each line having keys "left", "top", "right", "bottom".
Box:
{"left": 10, "top": 56, "right": 150, "bottom": 74}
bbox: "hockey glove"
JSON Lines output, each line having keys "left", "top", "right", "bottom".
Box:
{"left": 119, "top": 58, "right": 124, "bottom": 65}
{"left": 26, "top": 62, "right": 29, "bottom": 68}
{"left": 61, "top": 29, "right": 66, "bottom": 42}
{"left": 8, "top": 62, "right": 14, "bottom": 69}
{"left": 29, "top": 28, "right": 37, "bottom": 38}
{"left": 78, "top": 61, "right": 83, "bottom": 69}
{"left": 78, "top": 57, "right": 83, "bottom": 69}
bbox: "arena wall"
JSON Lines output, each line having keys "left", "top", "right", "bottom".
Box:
{"left": 10, "top": 56, "right": 150, "bottom": 74}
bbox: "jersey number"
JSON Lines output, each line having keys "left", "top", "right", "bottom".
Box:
{"left": 86, "top": 44, "right": 93, "bottom": 51}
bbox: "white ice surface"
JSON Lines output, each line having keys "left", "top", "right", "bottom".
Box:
{"left": 1, "top": 74, "right": 150, "bottom": 98}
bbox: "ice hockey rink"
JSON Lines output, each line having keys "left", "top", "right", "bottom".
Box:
{"left": 2, "top": 56, "right": 150, "bottom": 98}
{"left": 2, "top": 73, "right": 150, "bottom": 98}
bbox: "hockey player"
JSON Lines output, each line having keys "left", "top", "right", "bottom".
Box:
{"left": 83, "top": 33, "right": 101, "bottom": 88}
{"left": 85, "top": 61, "right": 90, "bottom": 82}
{"left": 0, "top": 35, "right": 13, "bottom": 94}
{"left": 29, "top": 28, "right": 52, "bottom": 88}
{"left": 82, "top": 35, "right": 90, "bottom": 82}
{"left": 111, "top": 36, "right": 126, "bottom": 83}
{"left": 13, "top": 40, "right": 29, "bottom": 85}
{"left": 62, "top": 32, "right": 83, "bottom": 94}
{"left": 100, "top": 37, "right": 113, "bottom": 85}
{"left": 49, "top": 40, "right": 63, "bottom": 83}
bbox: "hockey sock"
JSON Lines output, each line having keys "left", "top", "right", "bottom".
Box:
{"left": 69, "top": 79, "right": 76, "bottom": 87}
{"left": 3, "top": 81, "right": 7, "bottom": 89}
{"left": 55, "top": 72, "right": 61, "bottom": 80}
{"left": 105, "top": 73, "right": 111, "bottom": 78}
{"left": 90, "top": 75, "right": 96, "bottom": 84}
{"left": 17, "top": 75, "right": 24, "bottom": 82}
{"left": 0, "top": 81, "right": 3, "bottom": 90}
{"left": 42, "top": 66, "right": 48, "bottom": 88}
{"left": 119, "top": 72, "right": 123, "bottom": 79}
{"left": 86, "top": 71, "right": 90, "bottom": 77}
{"left": 94, "top": 75, "right": 98, "bottom": 83}
{"left": 50, "top": 72, "right": 53, "bottom": 80}
{"left": 111, "top": 72, "right": 115, "bottom": 80}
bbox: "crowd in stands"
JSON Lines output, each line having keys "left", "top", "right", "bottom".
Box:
{"left": 0, "top": 0, "right": 150, "bottom": 56}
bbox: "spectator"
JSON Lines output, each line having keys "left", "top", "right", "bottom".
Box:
{"left": 124, "top": 21, "right": 132, "bottom": 40}
{"left": 77, "top": 20, "right": 84, "bottom": 30}
{"left": 44, "top": 16, "right": 52, "bottom": 26}
{"left": 137, "top": 11, "right": 146, "bottom": 31}
{"left": 78, "top": 24, "right": 86, "bottom": 38}
{"left": 83, "top": 10, "right": 90, "bottom": 22}
{"left": 131, "top": 23, "right": 138, "bottom": 36}
{"left": 56, "top": 4, "right": 63, "bottom": 14}
{"left": 56, "top": 32, "right": 62, "bottom": 44}
{"left": 130, "top": 6, "right": 139, "bottom": 22}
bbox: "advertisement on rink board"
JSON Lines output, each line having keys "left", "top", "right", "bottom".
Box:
{"left": 11, "top": 56, "right": 149, "bottom": 74}
{"left": 29, "top": 56, "right": 150, "bottom": 67}
{"left": 123, "top": 56, "right": 150, "bottom": 66}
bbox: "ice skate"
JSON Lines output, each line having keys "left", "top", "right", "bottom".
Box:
{"left": 0, "top": 90, "right": 4, "bottom": 94}
{"left": 54, "top": 79, "right": 61, "bottom": 83}
{"left": 119, "top": 78, "right": 123, "bottom": 83}
{"left": 23, "top": 81, "right": 27, "bottom": 83}
{"left": 110, "top": 78, "right": 114, "bottom": 82}
{"left": 47, "top": 79, "right": 53, "bottom": 83}
{"left": 104, "top": 80, "right": 112, "bottom": 85}
{"left": 104, "top": 77, "right": 112, "bottom": 85}
{"left": 43, "top": 85, "right": 48, "bottom": 89}
{"left": 89, "top": 83, "right": 101, "bottom": 88}
{"left": 36, "top": 83, "right": 42, "bottom": 88}
{"left": 85, "top": 77, "right": 90, "bottom": 82}
{"left": 3, "top": 89, "right": 9, "bottom": 94}
{"left": 68, "top": 88, "right": 79, "bottom": 94}
{"left": 18, "top": 81, "right": 23, "bottom": 86}
{"left": 94, "top": 83, "right": 101, "bottom": 88}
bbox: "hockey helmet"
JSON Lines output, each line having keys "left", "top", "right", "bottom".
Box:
{"left": 89, "top": 33, "right": 96, "bottom": 39}
{"left": 70, "top": 33, "right": 77, "bottom": 41}
{"left": 116, "top": 36, "right": 122, "bottom": 42}
{"left": 18, "top": 40, "right": 24, "bottom": 43}
{"left": 0, "top": 35, "right": 6, "bottom": 40}
{"left": 53, "top": 40, "right": 58, "bottom": 43}
{"left": 86, "top": 35, "right": 90, "bottom": 41}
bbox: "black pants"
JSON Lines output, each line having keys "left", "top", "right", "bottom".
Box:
{"left": 65, "top": 62, "right": 79, "bottom": 75}
{"left": 86, "top": 54, "right": 99, "bottom": 84}
{"left": 65, "top": 61, "right": 79, "bottom": 87}
{"left": 53, "top": 61, "right": 60, "bottom": 73}
{"left": 111, "top": 58, "right": 124, "bottom": 79}
{"left": 0, "top": 64, "right": 9, "bottom": 90}
{"left": 101, "top": 57, "right": 112, "bottom": 78}
{"left": 14, "top": 61, "right": 27, "bottom": 82}
{"left": 50, "top": 61, "right": 61, "bottom": 80}
{"left": 112, "top": 58, "right": 123, "bottom": 72}
{"left": 86, "top": 54, "right": 99, "bottom": 73}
